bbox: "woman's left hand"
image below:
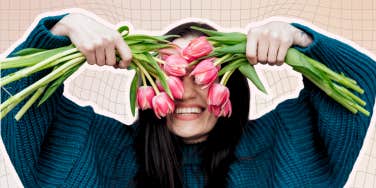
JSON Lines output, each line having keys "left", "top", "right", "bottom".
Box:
{"left": 246, "top": 21, "right": 313, "bottom": 66}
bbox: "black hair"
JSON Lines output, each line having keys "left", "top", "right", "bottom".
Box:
{"left": 133, "top": 22, "right": 250, "bottom": 188}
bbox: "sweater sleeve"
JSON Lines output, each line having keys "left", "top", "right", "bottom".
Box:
{"left": 1, "top": 14, "right": 73, "bottom": 185}
{"left": 272, "top": 24, "right": 375, "bottom": 186}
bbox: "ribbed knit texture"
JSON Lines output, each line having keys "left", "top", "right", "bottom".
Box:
{"left": 1, "top": 15, "right": 375, "bottom": 188}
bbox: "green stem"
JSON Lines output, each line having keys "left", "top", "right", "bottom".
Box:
{"left": 298, "top": 68, "right": 358, "bottom": 114}
{"left": 0, "top": 95, "right": 27, "bottom": 120}
{"left": 15, "top": 85, "right": 47, "bottom": 121}
{"left": 133, "top": 59, "right": 160, "bottom": 94}
{"left": 220, "top": 69, "right": 235, "bottom": 86}
{"left": 141, "top": 69, "right": 147, "bottom": 86}
{"left": 1, "top": 53, "right": 83, "bottom": 87}
{"left": 213, "top": 54, "right": 232, "bottom": 66}
{"left": 305, "top": 56, "right": 363, "bottom": 94}
{"left": 333, "top": 83, "right": 366, "bottom": 106}
{"left": 0, "top": 51, "right": 46, "bottom": 69}
{"left": 188, "top": 59, "right": 200, "bottom": 67}
{"left": 351, "top": 103, "right": 370, "bottom": 116}
{"left": 0, "top": 48, "right": 80, "bottom": 87}
{"left": 0, "top": 57, "right": 84, "bottom": 113}
{"left": 153, "top": 57, "right": 165, "bottom": 65}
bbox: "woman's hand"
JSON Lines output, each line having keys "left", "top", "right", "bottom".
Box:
{"left": 51, "top": 13, "right": 132, "bottom": 68}
{"left": 246, "top": 21, "right": 313, "bottom": 66}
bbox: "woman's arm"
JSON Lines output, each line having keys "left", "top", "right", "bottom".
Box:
{"left": 244, "top": 22, "right": 375, "bottom": 186}
{"left": 1, "top": 12, "right": 133, "bottom": 186}
{"left": 1, "top": 14, "right": 73, "bottom": 185}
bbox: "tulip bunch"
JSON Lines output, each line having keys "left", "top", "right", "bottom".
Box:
{"left": 136, "top": 36, "right": 233, "bottom": 118}
{"left": 188, "top": 26, "right": 370, "bottom": 117}
{"left": 0, "top": 26, "right": 180, "bottom": 120}
{"left": 0, "top": 25, "right": 370, "bottom": 121}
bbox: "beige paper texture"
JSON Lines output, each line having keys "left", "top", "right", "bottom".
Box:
{"left": 1, "top": 0, "right": 375, "bottom": 187}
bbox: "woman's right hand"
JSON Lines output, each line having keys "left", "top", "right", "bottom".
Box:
{"left": 51, "top": 13, "right": 132, "bottom": 68}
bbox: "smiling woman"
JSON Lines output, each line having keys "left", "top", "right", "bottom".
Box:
{"left": 134, "top": 22, "right": 251, "bottom": 187}
{"left": 1, "top": 10, "right": 376, "bottom": 188}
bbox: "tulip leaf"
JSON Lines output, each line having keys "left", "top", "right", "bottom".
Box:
{"left": 125, "top": 34, "right": 173, "bottom": 43}
{"left": 144, "top": 53, "right": 173, "bottom": 98}
{"left": 130, "top": 70, "right": 139, "bottom": 116}
{"left": 130, "top": 44, "right": 171, "bottom": 53}
{"left": 15, "top": 48, "right": 47, "bottom": 56}
{"left": 157, "top": 35, "right": 180, "bottom": 41}
{"left": 1, "top": 46, "right": 73, "bottom": 69}
{"left": 208, "top": 34, "right": 246, "bottom": 45}
{"left": 218, "top": 58, "right": 246, "bottom": 76}
{"left": 117, "top": 25, "right": 129, "bottom": 37}
{"left": 38, "top": 63, "right": 81, "bottom": 107}
{"left": 238, "top": 63, "right": 267, "bottom": 94}
{"left": 190, "top": 26, "right": 228, "bottom": 37}
{"left": 214, "top": 42, "right": 246, "bottom": 55}
{"left": 132, "top": 54, "right": 158, "bottom": 76}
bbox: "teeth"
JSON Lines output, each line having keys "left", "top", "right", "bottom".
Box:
{"left": 175, "top": 107, "right": 202, "bottom": 114}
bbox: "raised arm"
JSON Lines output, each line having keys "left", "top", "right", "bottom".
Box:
{"left": 284, "top": 23, "right": 376, "bottom": 185}
{"left": 1, "top": 12, "right": 132, "bottom": 186}
{"left": 244, "top": 21, "right": 375, "bottom": 186}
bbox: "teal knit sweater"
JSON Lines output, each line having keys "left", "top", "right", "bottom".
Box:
{"left": 1, "top": 14, "right": 376, "bottom": 188}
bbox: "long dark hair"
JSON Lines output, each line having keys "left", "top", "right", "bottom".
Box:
{"left": 133, "top": 22, "right": 250, "bottom": 188}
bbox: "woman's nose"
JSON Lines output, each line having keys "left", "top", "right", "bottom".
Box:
{"left": 181, "top": 76, "right": 197, "bottom": 100}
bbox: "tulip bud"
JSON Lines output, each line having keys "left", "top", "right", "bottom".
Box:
{"left": 208, "top": 100, "right": 232, "bottom": 117}
{"left": 137, "top": 86, "right": 156, "bottom": 110}
{"left": 189, "top": 58, "right": 218, "bottom": 89}
{"left": 164, "top": 54, "right": 188, "bottom": 77}
{"left": 207, "top": 83, "right": 230, "bottom": 106}
{"left": 156, "top": 80, "right": 164, "bottom": 91}
{"left": 159, "top": 44, "right": 182, "bottom": 61}
{"left": 167, "top": 76, "right": 184, "bottom": 99}
{"left": 152, "top": 92, "right": 175, "bottom": 119}
{"left": 182, "top": 36, "right": 213, "bottom": 62}
{"left": 221, "top": 100, "right": 232, "bottom": 117}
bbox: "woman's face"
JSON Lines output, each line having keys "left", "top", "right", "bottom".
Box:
{"left": 166, "top": 35, "right": 218, "bottom": 144}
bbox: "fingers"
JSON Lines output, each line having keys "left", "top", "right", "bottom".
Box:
{"left": 246, "top": 31, "right": 258, "bottom": 65}
{"left": 79, "top": 35, "right": 131, "bottom": 68}
{"left": 267, "top": 32, "right": 280, "bottom": 65}
{"left": 66, "top": 16, "right": 132, "bottom": 69}
{"left": 95, "top": 45, "right": 105, "bottom": 66}
{"left": 105, "top": 40, "right": 116, "bottom": 66}
{"left": 246, "top": 22, "right": 302, "bottom": 66}
{"left": 257, "top": 30, "right": 269, "bottom": 64}
{"left": 115, "top": 35, "right": 132, "bottom": 68}
{"left": 276, "top": 38, "right": 293, "bottom": 65}
{"left": 292, "top": 28, "right": 313, "bottom": 47}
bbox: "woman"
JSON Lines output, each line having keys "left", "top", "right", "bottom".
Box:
{"left": 1, "top": 11, "right": 375, "bottom": 188}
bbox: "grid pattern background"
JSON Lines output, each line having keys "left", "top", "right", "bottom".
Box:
{"left": 0, "top": 0, "right": 375, "bottom": 187}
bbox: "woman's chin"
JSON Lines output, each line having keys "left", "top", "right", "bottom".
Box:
{"left": 166, "top": 110, "right": 218, "bottom": 143}
{"left": 171, "top": 127, "right": 209, "bottom": 144}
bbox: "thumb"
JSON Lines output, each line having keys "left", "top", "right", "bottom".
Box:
{"left": 293, "top": 29, "right": 313, "bottom": 47}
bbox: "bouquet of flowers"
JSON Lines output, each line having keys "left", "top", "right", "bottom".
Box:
{"left": 0, "top": 25, "right": 369, "bottom": 121}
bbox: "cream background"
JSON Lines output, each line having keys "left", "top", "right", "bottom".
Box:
{"left": 1, "top": 0, "right": 376, "bottom": 187}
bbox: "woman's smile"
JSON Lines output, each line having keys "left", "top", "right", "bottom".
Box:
{"left": 173, "top": 104, "right": 205, "bottom": 121}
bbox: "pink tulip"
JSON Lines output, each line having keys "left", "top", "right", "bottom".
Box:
{"left": 208, "top": 105, "right": 221, "bottom": 117}
{"left": 155, "top": 77, "right": 184, "bottom": 99}
{"left": 159, "top": 44, "right": 182, "bottom": 61}
{"left": 208, "top": 100, "right": 232, "bottom": 117}
{"left": 167, "top": 76, "right": 184, "bottom": 99}
{"left": 207, "top": 83, "right": 230, "bottom": 106}
{"left": 137, "top": 86, "right": 156, "bottom": 110}
{"left": 163, "top": 54, "right": 188, "bottom": 77}
{"left": 182, "top": 36, "right": 213, "bottom": 62}
{"left": 156, "top": 80, "right": 164, "bottom": 91}
{"left": 189, "top": 58, "right": 218, "bottom": 89}
{"left": 152, "top": 92, "right": 175, "bottom": 119}
{"left": 221, "top": 100, "right": 232, "bottom": 117}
